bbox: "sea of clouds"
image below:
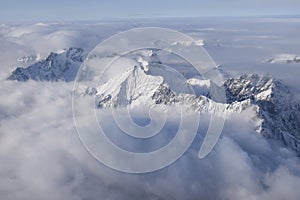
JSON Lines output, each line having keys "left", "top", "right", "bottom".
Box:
{"left": 1, "top": 20, "right": 300, "bottom": 200}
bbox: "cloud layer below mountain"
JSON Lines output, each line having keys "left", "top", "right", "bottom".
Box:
{"left": 1, "top": 21, "right": 300, "bottom": 200}
{"left": 1, "top": 76, "right": 300, "bottom": 200}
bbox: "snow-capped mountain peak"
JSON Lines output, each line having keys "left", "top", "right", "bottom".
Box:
{"left": 8, "top": 47, "right": 85, "bottom": 82}
{"left": 8, "top": 47, "right": 300, "bottom": 154}
{"left": 224, "top": 74, "right": 300, "bottom": 153}
{"left": 93, "top": 69, "right": 300, "bottom": 154}
{"left": 96, "top": 65, "right": 164, "bottom": 108}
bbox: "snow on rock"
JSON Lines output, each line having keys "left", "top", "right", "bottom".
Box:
{"left": 17, "top": 53, "right": 41, "bottom": 64}
{"left": 265, "top": 54, "right": 300, "bottom": 64}
{"left": 171, "top": 39, "right": 205, "bottom": 47}
{"left": 94, "top": 69, "right": 300, "bottom": 154}
{"left": 186, "top": 78, "right": 211, "bottom": 96}
{"left": 8, "top": 46, "right": 300, "bottom": 154}
{"left": 225, "top": 74, "right": 300, "bottom": 153}
{"left": 96, "top": 65, "right": 163, "bottom": 108}
{"left": 94, "top": 61, "right": 253, "bottom": 118}
{"left": 8, "top": 47, "right": 85, "bottom": 82}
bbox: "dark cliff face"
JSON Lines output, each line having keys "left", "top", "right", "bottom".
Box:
{"left": 152, "top": 84, "right": 177, "bottom": 105}
{"left": 224, "top": 74, "right": 300, "bottom": 152}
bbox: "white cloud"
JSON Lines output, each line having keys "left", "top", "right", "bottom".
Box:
{"left": 1, "top": 21, "right": 300, "bottom": 200}
{"left": 0, "top": 79, "right": 300, "bottom": 200}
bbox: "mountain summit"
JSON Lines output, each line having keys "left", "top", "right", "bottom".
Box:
{"left": 225, "top": 74, "right": 300, "bottom": 152}
{"left": 8, "top": 47, "right": 85, "bottom": 82}
{"left": 92, "top": 62, "right": 300, "bottom": 154}
{"left": 8, "top": 48, "right": 300, "bottom": 154}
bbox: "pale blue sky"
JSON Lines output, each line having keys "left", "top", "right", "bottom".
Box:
{"left": 1, "top": 0, "right": 300, "bottom": 22}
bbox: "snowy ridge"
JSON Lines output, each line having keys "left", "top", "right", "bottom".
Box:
{"left": 96, "top": 65, "right": 163, "bottom": 108}
{"left": 7, "top": 47, "right": 300, "bottom": 154}
{"left": 225, "top": 74, "right": 300, "bottom": 153}
{"left": 266, "top": 54, "right": 300, "bottom": 64}
{"left": 93, "top": 63, "right": 255, "bottom": 117}
{"left": 93, "top": 66, "right": 300, "bottom": 153}
{"left": 8, "top": 47, "right": 85, "bottom": 82}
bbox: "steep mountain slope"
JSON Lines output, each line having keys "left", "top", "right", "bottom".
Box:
{"left": 8, "top": 48, "right": 300, "bottom": 154}
{"left": 8, "top": 47, "right": 85, "bottom": 82}
{"left": 93, "top": 62, "right": 254, "bottom": 116}
{"left": 96, "top": 65, "right": 164, "bottom": 108}
{"left": 94, "top": 67, "right": 300, "bottom": 153}
{"left": 266, "top": 54, "right": 300, "bottom": 64}
{"left": 225, "top": 74, "right": 300, "bottom": 152}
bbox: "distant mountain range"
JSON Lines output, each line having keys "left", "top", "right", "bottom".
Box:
{"left": 8, "top": 47, "right": 300, "bottom": 154}
{"left": 8, "top": 47, "right": 85, "bottom": 82}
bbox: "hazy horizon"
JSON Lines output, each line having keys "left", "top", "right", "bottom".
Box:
{"left": 1, "top": 0, "right": 299, "bottom": 22}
